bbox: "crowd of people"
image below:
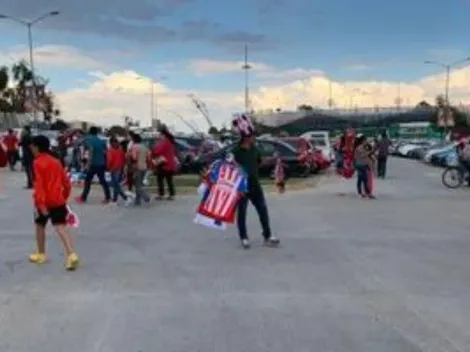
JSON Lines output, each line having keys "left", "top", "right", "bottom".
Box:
{"left": 0, "top": 116, "right": 284, "bottom": 271}
{"left": 334, "top": 129, "right": 391, "bottom": 199}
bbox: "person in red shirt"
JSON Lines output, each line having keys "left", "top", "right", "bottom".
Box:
{"left": 107, "top": 136, "right": 131, "bottom": 205}
{"left": 151, "top": 125, "right": 178, "bottom": 200}
{"left": 2, "top": 129, "right": 19, "bottom": 170}
{"left": 29, "top": 135, "right": 80, "bottom": 271}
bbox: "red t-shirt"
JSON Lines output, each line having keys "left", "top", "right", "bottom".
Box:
{"left": 107, "top": 146, "right": 126, "bottom": 171}
{"left": 3, "top": 134, "right": 18, "bottom": 151}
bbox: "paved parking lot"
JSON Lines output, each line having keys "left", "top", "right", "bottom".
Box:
{"left": 1, "top": 158, "right": 470, "bottom": 352}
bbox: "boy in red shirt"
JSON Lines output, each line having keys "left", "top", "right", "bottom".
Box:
{"left": 29, "top": 135, "right": 80, "bottom": 271}
{"left": 107, "top": 136, "right": 131, "bottom": 205}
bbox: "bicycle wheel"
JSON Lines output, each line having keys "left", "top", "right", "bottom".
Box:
{"left": 442, "top": 167, "right": 464, "bottom": 189}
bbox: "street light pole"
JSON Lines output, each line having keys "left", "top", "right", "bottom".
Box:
{"left": 424, "top": 57, "right": 470, "bottom": 137}
{"left": 424, "top": 57, "right": 470, "bottom": 106}
{"left": 0, "top": 11, "right": 60, "bottom": 126}
{"left": 242, "top": 43, "right": 252, "bottom": 113}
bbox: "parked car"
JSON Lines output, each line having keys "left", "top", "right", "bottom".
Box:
{"left": 423, "top": 143, "right": 456, "bottom": 163}
{"left": 300, "top": 130, "right": 334, "bottom": 163}
{"left": 191, "top": 138, "right": 312, "bottom": 177}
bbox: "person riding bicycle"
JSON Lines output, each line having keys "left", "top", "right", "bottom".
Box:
{"left": 456, "top": 138, "right": 470, "bottom": 186}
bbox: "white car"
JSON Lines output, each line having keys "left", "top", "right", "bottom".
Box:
{"left": 423, "top": 143, "right": 456, "bottom": 163}
{"left": 300, "top": 130, "right": 333, "bottom": 161}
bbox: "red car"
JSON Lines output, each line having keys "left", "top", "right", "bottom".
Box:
{"left": 279, "top": 137, "right": 330, "bottom": 173}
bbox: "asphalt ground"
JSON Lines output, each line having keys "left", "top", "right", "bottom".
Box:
{"left": 0, "top": 158, "right": 469, "bottom": 352}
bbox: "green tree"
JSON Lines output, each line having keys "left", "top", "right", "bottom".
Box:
{"left": 297, "top": 104, "right": 313, "bottom": 111}
{"left": 208, "top": 126, "right": 219, "bottom": 135}
{"left": 50, "top": 118, "right": 69, "bottom": 131}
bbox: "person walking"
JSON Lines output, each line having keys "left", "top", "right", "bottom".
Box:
{"left": 75, "top": 126, "right": 111, "bottom": 204}
{"left": 2, "top": 129, "right": 19, "bottom": 171}
{"left": 376, "top": 130, "right": 390, "bottom": 178}
{"left": 129, "top": 133, "right": 151, "bottom": 206}
{"left": 231, "top": 114, "right": 280, "bottom": 249}
{"left": 20, "top": 126, "right": 34, "bottom": 189}
{"left": 107, "top": 136, "right": 131, "bottom": 206}
{"left": 354, "top": 135, "right": 375, "bottom": 199}
{"left": 151, "top": 125, "right": 177, "bottom": 200}
{"left": 29, "top": 135, "right": 80, "bottom": 271}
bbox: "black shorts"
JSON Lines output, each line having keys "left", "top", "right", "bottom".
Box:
{"left": 34, "top": 205, "right": 68, "bottom": 227}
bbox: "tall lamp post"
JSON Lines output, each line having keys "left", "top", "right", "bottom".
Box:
{"left": 241, "top": 43, "right": 252, "bottom": 113}
{"left": 424, "top": 57, "right": 470, "bottom": 136}
{"left": 0, "top": 11, "right": 60, "bottom": 125}
{"left": 424, "top": 57, "right": 470, "bottom": 106}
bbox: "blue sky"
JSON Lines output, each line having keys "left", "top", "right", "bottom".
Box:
{"left": 0, "top": 0, "right": 469, "bottom": 126}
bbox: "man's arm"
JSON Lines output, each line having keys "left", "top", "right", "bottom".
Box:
{"left": 33, "top": 162, "right": 47, "bottom": 214}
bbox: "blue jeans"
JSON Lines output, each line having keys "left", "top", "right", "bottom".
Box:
{"left": 80, "top": 165, "right": 111, "bottom": 201}
{"left": 356, "top": 165, "right": 370, "bottom": 195}
{"left": 237, "top": 183, "right": 271, "bottom": 240}
{"left": 110, "top": 170, "right": 127, "bottom": 202}
{"left": 133, "top": 170, "right": 150, "bottom": 205}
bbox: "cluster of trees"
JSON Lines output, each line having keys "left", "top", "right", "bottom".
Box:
{"left": 0, "top": 59, "right": 61, "bottom": 123}
{"left": 416, "top": 95, "right": 469, "bottom": 129}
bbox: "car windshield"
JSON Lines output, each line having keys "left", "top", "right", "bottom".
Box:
{"left": 175, "top": 138, "right": 193, "bottom": 149}
{"left": 310, "top": 138, "right": 326, "bottom": 146}
{"left": 283, "top": 140, "right": 300, "bottom": 149}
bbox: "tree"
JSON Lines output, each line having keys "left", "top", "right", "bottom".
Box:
{"left": 0, "top": 60, "right": 60, "bottom": 120}
{"left": 108, "top": 125, "right": 128, "bottom": 136}
{"left": 50, "top": 118, "right": 69, "bottom": 131}
{"left": 0, "top": 66, "right": 11, "bottom": 113}
{"left": 297, "top": 104, "right": 313, "bottom": 111}
{"left": 208, "top": 126, "right": 219, "bottom": 135}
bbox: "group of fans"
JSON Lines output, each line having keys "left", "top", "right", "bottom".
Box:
{"left": 334, "top": 129, "right": 391, "bottom": 198}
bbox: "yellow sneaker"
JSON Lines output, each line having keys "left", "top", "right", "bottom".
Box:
{"left": 29, "top": 253, "right": 47, "bottom": 264}
{"left": 65, "top": 253, "right": 80, "bottom": 271}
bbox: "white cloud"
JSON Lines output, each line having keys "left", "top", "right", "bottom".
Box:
{"left": 0, "top": 45, "right": 107, "bottom": 70}
{"left": 345, "top": 64, "right": 372, "bottom": 71}
{"left": 5, "top": 46, "right": 466, "bottom": 132}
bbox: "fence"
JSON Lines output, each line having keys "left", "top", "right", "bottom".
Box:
{"left": 0, "top": 112, "right": 31, "bottom": 130}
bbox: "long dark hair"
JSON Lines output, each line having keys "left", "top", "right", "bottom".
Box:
{"left": 354, "top": 135, "right": 366, "bottom": 149}
{"left": 159, "top": 126, "right": 175, "bottom": 144}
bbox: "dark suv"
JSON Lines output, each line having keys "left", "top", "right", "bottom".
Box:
{"left": 191, "top": 138, "right": 310, "bottom": 177}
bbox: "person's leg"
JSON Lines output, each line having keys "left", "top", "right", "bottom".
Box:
{"left": 156, "top": 170, "right": 165, "bottom": 198}
{"left": 126, "top": 170, "right": 134, "bottom": 191}
{"left": 110, "top": 171, "right": 120, "bottom": 202}
{"left": 363, "top": 167, "right": 371, "bottom": 195}
{"left": 7, "top": 151, "right": 14, "bottom": 170}
{"left": 249, "top": 186, "right": 271, "bottom": 240}
{"left": 139, "top": 170, "right": 150, "bottom": 202}
{"left": 24, "top": 162, "right": 33, "bottom": 188}
{"left": 30, "top": 210, "right": 48, "bottom": 263}
{"left": 50, "top": 206, "right": 79, "bottom": 270}
{"left": 166, "top": 171, "right": 175, "bottom": 199}
{"left": 236, "top": 197, "right": 249, "bottom": 247}
{"left": 116, "top": 171, "right": 128, "bottom": 201}
{"left": 96, "top": 166, "right": 111, "bottom": 201}
{"left": 382, "top": 156, "right": 388, "bottom": 178}
{"left": 134, "top": 171, "right": 149, "bottom": 205}
{"left": 80, "top": 167, "right": 96, "bottom": 201}
{"left": 356, "top": 167, "right": 364, "bottom": 195}
{"left": 376, "top": 157, "right": 382, "bottom": 177}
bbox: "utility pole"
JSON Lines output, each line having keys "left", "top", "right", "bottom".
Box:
{"left": 0, "top": 11, "right": 60, "bottom": 126}
{"left": 242, "top": 43, "right": 252, "bottom": 113}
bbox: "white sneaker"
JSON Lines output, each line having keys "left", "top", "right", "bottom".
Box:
{"left": 124, "top": 198, "right": 133, "bottom": 207}
{"left": 241, "top": 239, "right": 251, "bottom": 249}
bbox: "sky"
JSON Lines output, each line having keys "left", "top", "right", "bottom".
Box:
{"left": 0, "top": 0, "right": 469, "bottom": 131}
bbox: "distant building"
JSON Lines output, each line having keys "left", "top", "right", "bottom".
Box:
{"left": 252, "top": 106, "right": 418, "bottom": 127}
